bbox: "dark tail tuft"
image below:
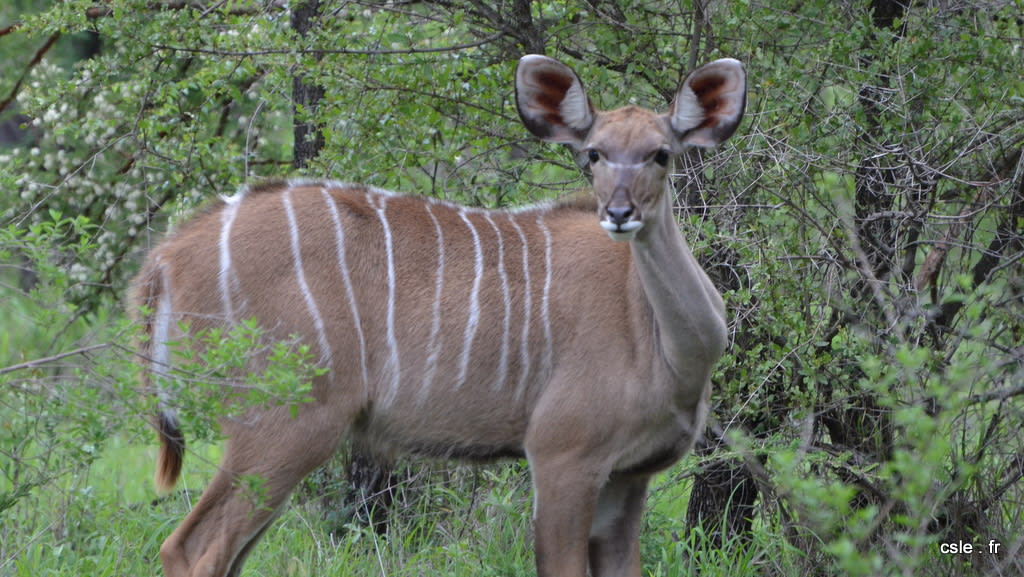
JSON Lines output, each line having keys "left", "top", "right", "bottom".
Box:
{"left": 155, "top": 410, "right": 185, "bottom": 495}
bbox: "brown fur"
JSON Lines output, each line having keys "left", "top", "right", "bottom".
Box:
{"left": 140, "top": 55, "right": 746, "bottom": 577}
{"left": 155, "top": 411, "right": 184, "bottom": 494}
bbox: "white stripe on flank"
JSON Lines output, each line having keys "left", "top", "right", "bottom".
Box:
{"left": 456, "top": 209, "right": 484, "bottom": 388}
{"left": 484, "top": 214, "right": 511, "bottom": 392}
{"left": 322, "top": 188, "right": 368, "bottom": 389}
{"left": 282, "top": 189, "right": 332, "bottom": 365}
{"left": 218, "top": 193, "right": 243, "bottom": 322}
{"left": 288, "top": 177, "right": 359, "bottom": 191}
{"left": 371, "top": 193, "right": 401, "bottom": 404}
{"left": 537, "top": 213, "right": 554, "bottom": 379}
{"left": 366, "top": 185, "right": 399, "bottom": 197}
{"left": 419, "top": 202, "right": 446, "bottom": 402}
{"left": 508, "top": 213, "right": 533, "bottom": 400}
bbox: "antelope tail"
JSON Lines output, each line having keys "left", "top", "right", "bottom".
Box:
{"left": 155, "top": 407, "right": 185, "bottom": 495}
{"left": 133, "top": 259, "right": 185, "bottom": 495}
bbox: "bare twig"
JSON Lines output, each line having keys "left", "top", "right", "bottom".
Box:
{"left": 148, "top": 31, "right": 505, "bottom": 58}
{"left": 969, "top": 382, "right": 1024, "bottom": 405}
{"left": 0, "top": 343, "right": 115, "bottom": 377}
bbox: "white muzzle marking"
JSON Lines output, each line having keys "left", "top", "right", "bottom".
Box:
{"left": 600, "top": 219, "right": 643, "bottom": 241}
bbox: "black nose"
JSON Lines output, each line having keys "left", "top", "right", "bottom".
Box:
{"left": 606, "top": 204, "right": 634, "bottom": 226}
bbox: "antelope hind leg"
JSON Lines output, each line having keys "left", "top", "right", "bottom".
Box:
{"left": 159, "top": 403, "right": 350, "bottom": 577}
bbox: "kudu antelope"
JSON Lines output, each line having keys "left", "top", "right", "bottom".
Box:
{"left": 134, "top": 54, "right": 745, "bottom": 577}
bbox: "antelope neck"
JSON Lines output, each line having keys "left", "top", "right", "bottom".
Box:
{"left": 627, "top": 194, "right": 727, "bottom": 382}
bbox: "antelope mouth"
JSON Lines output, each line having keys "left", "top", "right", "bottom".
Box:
{"left": 600, "top": 219, "right": 643, "bottom": 241}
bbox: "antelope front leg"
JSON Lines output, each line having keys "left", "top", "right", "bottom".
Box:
{"left": 529, "top": 455, "right": 603, "bottom": 577}
{"left": 588, "top": 474, "right": 651, "bottom": 577}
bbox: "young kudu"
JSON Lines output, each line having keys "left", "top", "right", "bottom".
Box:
{"left": 135, "top": 54, "right": 745, "bottom": 577}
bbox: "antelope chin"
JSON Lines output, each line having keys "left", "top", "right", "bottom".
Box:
{"left": 600, "top": 219, "right": 643, "bottom": 242}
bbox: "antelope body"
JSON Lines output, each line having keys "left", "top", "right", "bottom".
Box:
{"left": 135, "top": 55, "right": 745, "bottom": 577}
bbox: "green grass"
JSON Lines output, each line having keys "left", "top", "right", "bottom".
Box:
{"left": 4, "top": 433, "right": 1006, "bottom": 577}
{"left": 1, "top": 432, "right": 766, "bottom": 577}
{"left": 1, "top": 436, "right": 193, "bottom": 577}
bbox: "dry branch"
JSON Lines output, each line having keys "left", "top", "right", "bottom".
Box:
{"left": 0, "top": 343, "right": 115, "bottom": 377}
{"left": 0, "top": 33, "right": 60, "bottom": 116}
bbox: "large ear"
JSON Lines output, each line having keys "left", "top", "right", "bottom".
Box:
{"left": 515, "top": 54, "right": 595, "bottom": 146}
{"left": 669, "top": 58, "right": 746, "bottom": 148}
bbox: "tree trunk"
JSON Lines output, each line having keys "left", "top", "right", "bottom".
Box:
{"left": 291, "top": 0, "right": 325, "bottom": 170}
{"left": 344, "top": 450, "right": 398, "bottom": 535}
{"left": 289, "top": 0, "right": 393, "bottom": 532}
{"left": 684, "top": 434, "right": 759, "bottom": 548}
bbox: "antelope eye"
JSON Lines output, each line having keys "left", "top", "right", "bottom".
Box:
{"left": 587, "top": 149, "right": 600, "bottom": 164}
{"left": 653, "top": 149, "right": 670, "bottom": 166}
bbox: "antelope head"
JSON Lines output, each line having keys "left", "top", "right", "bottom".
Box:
{"left": 515, "top": 55, "right": 746, "bottom": 241}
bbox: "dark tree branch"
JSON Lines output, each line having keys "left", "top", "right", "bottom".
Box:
{"left": 934, "top": 150, "right": 1024, "bottom": 329}
{"left": 148, "top": 31, "right": 505, "bottom": 58}
{"left": 0, "top": 33, "right": 61, "bottom": 116}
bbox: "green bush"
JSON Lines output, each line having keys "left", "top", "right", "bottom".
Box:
{"left": 2, "top": 1, "right": 1021, "bottom": 575}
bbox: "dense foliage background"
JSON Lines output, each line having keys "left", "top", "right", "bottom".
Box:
{"left": 2, "top": 1, "right": 1022, "bottom": 575}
